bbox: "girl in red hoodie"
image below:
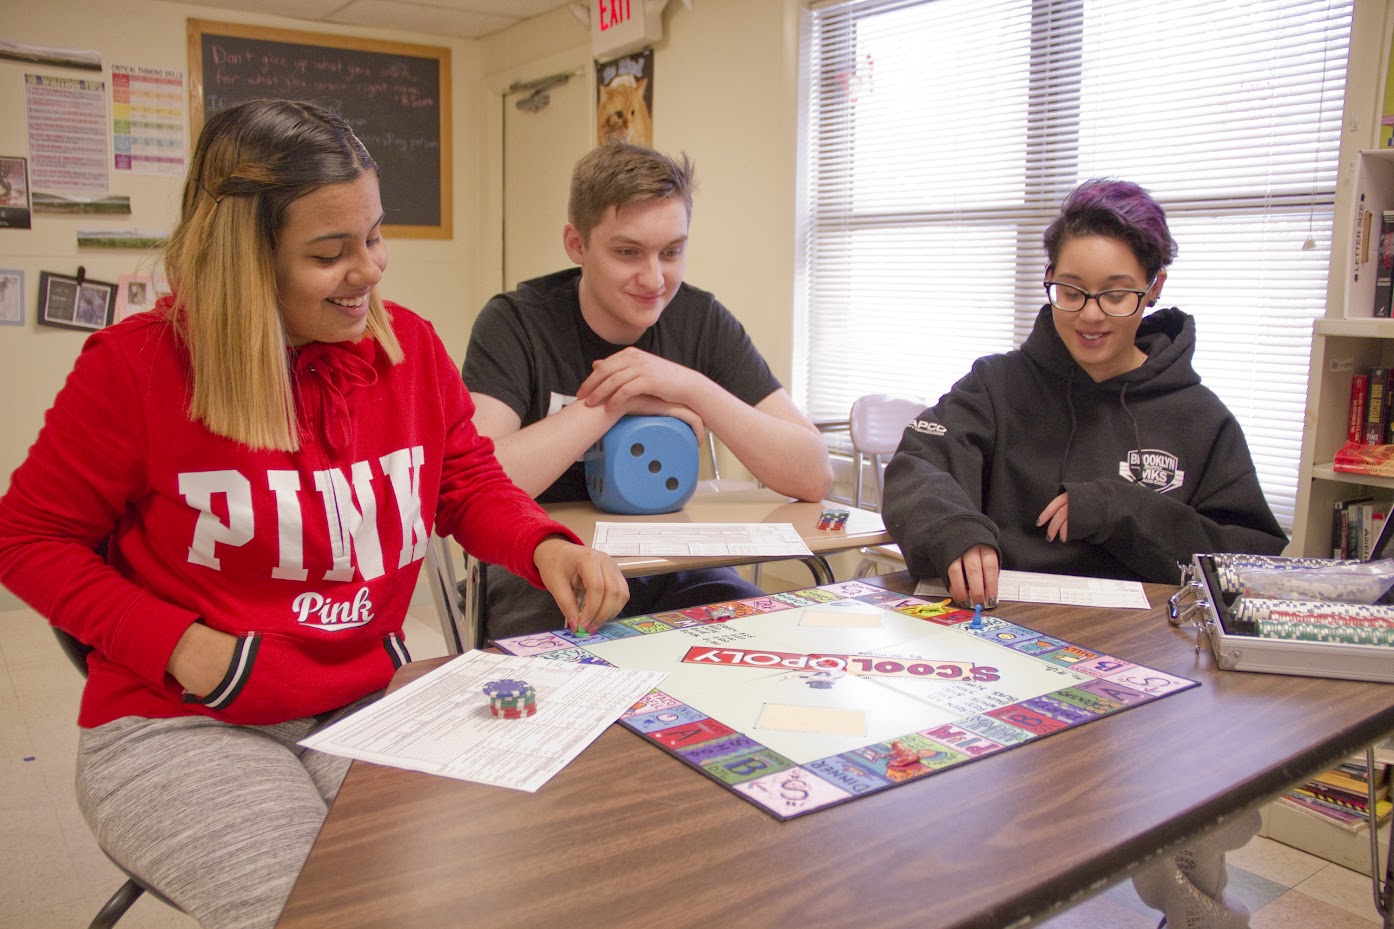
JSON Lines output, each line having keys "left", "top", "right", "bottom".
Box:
{"left": 0, "top": 99, "right": 628, "bottom": 929}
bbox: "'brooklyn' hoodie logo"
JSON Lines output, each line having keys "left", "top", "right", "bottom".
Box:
{"left": 1120, "top": 449, "right": 1185, "bottom": 494}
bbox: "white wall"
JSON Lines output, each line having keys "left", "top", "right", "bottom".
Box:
{"left": 475, "top": 0, "right": 802, "bottom": 479}
{"left": 0, "top": 0, "right": 804, "bottom": 492}
{"left": 478, "top": 0, "right": 803, "bottom": 383}
{"left": 0, "top": 0, "right": 488, "bottom": 491}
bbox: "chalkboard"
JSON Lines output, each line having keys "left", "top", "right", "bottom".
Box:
{"left": 188, "top": 19, "right": 452, "bottom": 239}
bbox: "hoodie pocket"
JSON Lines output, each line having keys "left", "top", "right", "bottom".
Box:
{"left": 185, "top": 631, "right": 411, "bottom": 724}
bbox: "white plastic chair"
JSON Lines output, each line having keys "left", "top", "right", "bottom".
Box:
{"left": 848, "top": 394, "right": 924, "bottom": 578}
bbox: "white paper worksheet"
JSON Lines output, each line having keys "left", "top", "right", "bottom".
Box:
{"left": 592, "top": 521, "right": 814, "bottom": 557}
{"left": 915, "top": 569, "right": 1151, "bottom": 609}
{"left": 299, "top": 652, "right": 668, "bottom": 793}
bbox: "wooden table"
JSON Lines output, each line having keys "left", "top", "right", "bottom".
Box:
{"left": 439, "top": 485, "right": 891, "bottom": 651}
{"left": 543, "top": 483, "right": 890, "bottom": 582}
{"left": 278, "top": 573, "right": 1394, "bottom": 929}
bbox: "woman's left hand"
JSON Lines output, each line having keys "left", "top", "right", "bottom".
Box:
{"left": 533, "top": 536, "right": 630, "bottom": 633}
{"left": 1037, "top": 492, "right": 1070, "bottom": 542}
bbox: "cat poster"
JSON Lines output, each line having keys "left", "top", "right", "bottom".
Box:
{"left": 596, "top": 49, "right": 653, "bottom": 147}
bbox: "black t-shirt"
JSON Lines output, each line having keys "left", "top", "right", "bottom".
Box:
{"left": 463, "top": 268, "right": 782, "bottom": 503}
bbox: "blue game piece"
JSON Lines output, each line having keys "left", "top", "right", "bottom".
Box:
{"left": 968, "top": 604, "right": 984, "bottom": 630}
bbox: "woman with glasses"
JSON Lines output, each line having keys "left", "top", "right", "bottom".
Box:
{"left": 883, "top": 178, "right": 1286, "bottom": 611}
{"left": 886, "top": 178, "right": 1285, "bottom": 929}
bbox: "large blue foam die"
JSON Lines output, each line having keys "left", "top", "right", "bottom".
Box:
{"left": 585, "top": 415, "right": 699, "bottom": 515}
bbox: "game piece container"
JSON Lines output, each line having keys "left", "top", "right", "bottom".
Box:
{"left": 1170, "top": 553, "right": 1394, "bottom": 683}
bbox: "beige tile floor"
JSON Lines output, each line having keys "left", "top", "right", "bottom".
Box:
{"left": 0, "top": 579, "right": 1388, "bottom": 929}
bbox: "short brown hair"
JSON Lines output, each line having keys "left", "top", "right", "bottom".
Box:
{"left": 568, "top": 142, "right": 695, "bottom": 243}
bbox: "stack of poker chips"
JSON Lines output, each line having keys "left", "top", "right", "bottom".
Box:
{"left": 817, "top": 509, "right": 849, "bottom": 531}
{"left": 1211, "top": 553, "right": 1388, "bottom": 603}
{"left": 482, "top": 678, "right": 537, "bottom": 719}
{"left": 1231, "top": 597, "right": 1394, "bottom": 646}
{"left": 1212, "top": 553, "right": 1361, "bottom": 596}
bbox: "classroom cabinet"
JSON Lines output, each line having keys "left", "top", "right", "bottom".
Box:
{"left": 1290, "top": 149, "right": 1394, "bottom": 558}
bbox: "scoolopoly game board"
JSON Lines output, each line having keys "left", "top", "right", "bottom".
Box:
{"left": 494, "top": 579, "right": 1197, "bottom": 820}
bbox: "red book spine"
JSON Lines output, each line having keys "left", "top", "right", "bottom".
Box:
{"left": 1350, "top": 373, "right": 1369, "bottom": 443}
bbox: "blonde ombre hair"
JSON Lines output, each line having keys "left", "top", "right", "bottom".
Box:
{"left": 163, "top": 100, "right": 403, "bottom": 451}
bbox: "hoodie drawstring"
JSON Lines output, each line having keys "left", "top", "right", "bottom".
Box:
{"left": 1119, "top": 381, "right": 1147, "bottom": 488}
{"left": 1060, "top": 374, "right": 1078, "bottom": 485}
{"left": 293, "top": 344, "right": 379, "bottom": 454}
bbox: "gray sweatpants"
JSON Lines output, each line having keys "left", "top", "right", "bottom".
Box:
{"left": 75, "top": 696, "right": 378, "bottom": 929}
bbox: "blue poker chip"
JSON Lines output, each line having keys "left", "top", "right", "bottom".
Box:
{"left": 482, "top": 678, "right": 530, "bottom": 699}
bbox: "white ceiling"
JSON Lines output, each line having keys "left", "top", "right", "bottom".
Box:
{"left": 182, "top": 0, "right": 579, "bottom": 40}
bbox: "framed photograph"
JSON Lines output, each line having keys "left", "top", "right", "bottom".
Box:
{"left": 38, "top": 270, "right": 115, "bottom": 331}
{"left": 115, "top": 271, "right": 168, "bottom": 321}
{"left": 0, "top": 156, "right": 32, "bottom": 229}
{"left": 0, "top": 269, "right": 22, "bottom": 326}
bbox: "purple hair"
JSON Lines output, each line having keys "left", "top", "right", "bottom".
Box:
{"left": 1043, "top": 179, "right": 1178, "bottom": 279}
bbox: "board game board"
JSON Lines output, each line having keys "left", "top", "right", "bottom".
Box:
{"left": 494, "top": 579, "right": 1197, "bottom": 820}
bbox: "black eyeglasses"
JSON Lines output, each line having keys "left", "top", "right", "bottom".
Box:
{"left": 1043, "top": 280, "right": 1154, "bottom": 318}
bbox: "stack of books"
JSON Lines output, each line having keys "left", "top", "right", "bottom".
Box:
{"left": 1279, "top": 758, "right": 1391, "bottom": 832}
{"left": 1350, "top": 367, "right": 1393, "bottom": 446}
{"left": 1331, "top": 495, "right": 1391, "bottom": 559}
{"left": 1333, "top": 366, "right": 1394, "bottom": 476}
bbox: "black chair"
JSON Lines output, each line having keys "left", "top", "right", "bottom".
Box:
{"left": 51, "top": 627, "right": 184, "bottom": 929}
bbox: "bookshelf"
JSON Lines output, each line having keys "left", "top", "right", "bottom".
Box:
{"left": 1290, "top": 150, "right": 1394, "bottom": 558}
{"left": 1262, "top": 748, "right": 1393, "bottom": 877}
{"left": 1275, "top": 2, "right": 1394, "bottom": 872}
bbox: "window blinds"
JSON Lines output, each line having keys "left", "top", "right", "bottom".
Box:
{"left": 799, "top": 0, "right": 1351, "bottom": 528}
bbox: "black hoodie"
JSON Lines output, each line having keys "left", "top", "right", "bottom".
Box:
{"left": 883, "top": 305, "right": 1288, "bottom": 585}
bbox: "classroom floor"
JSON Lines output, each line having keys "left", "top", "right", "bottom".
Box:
{"left": 0, "top": 578, "right": 1387, "bottom": 929}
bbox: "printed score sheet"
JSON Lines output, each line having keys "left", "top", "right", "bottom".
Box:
{"left": 592, "top": 521, "right": 813, "bottom": 558}
{"left": 916, "top": 569, "right": 1150, "bottom": 609}
{"left": 300, "top": 651, "right": 668, "bottom": 793}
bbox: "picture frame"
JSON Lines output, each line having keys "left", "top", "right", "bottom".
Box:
{"left": 116, "top": 271, "right": 168, "bottom": 321}
{"left": 37, "top": 270, "right": 115, "bottom": 331}
{"left": 0, "top": 269, "right": 22, "bottom": 326}
{"left": 0, "top": 155, "right": 32, "bottom": 229}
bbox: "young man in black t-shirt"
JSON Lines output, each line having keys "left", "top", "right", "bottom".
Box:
{"left": 463, "top": 143, "right": 832, "bottom": 640}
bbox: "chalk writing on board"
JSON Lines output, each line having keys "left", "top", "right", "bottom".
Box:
{"left": 193, "top": 24, "right": 450, "bottom": 235}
